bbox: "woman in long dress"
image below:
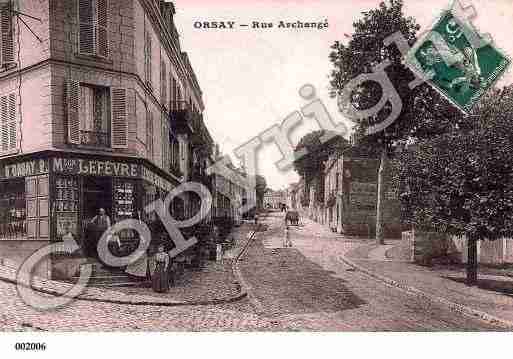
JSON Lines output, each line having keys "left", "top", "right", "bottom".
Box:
{"left": 152, "top": 245, "right": 170, "bottom": 293}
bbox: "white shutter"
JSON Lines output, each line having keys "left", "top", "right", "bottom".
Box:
{"left": 110, "top": 87, "right": 128, "bottom": 148}
{"left": 0, "top": 4, "right": 14, "bottom": 66}
{"left": 66, "top": 80, "right": 80, "bottom": 145}
{"left": 78, "top": 0, "right": 95, "bottom": 55}
{"left": 7, "top": 93, "right": 15, "bottom": 150}
{"left": 0, "top": 94, "right": 8, "bottom": 152}
{"left": 0, "top": 93, "right": 17, "bottom": 153}
{"left": 96, "top": 0, "right": 109, "bottom": 58}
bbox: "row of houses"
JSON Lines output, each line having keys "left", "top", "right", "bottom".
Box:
{"left": 0, "top": 0, "right": 254, "bottom": 278}
{"left": 286, "top": 145, "right": 513, "bottom": 265}
{"left": 286, "top": 148, "right": 401, "bottom": 238}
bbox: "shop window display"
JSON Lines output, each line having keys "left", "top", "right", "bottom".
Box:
{"left": 55, "top": 177, "right": 80, "bottom": 240}
{"left": 0, "top": 180, "right": 26, "bottom": 239}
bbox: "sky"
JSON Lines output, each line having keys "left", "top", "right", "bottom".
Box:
{"left": 172, "top": 0, "right": 513, "bottom": 190}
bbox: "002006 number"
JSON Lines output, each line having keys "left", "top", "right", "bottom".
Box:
{"left": 14, "top": 342, "right": 47, "bottom": 351}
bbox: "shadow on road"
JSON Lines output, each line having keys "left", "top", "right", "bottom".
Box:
{"left": 240, "top": 234, "right": 367, "bottom": 317}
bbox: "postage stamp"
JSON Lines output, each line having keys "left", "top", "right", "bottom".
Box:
{"left": 405, "top": 10, "right": 510, "bottom": 112}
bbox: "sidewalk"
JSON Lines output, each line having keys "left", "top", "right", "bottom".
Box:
{"left": 0, "top": 223, "right": 257, "bottom": 306}
{"left": 300, "top": 215, "right": 513, "bottom": 327}
{"left": 344, "top": 242, "right": 513, "bottom": 326}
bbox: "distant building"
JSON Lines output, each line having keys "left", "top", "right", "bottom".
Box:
{"left": 323, "top": 148, "right": 401, "bottom": 237}
{"left": 263, "top": 189, "right": 287, "bottom": 210}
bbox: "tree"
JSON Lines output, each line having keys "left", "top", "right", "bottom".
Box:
{"left": 293, "top": 130, "right": 350, "bottom": 207}
{"left": 400, "top": 85, "right": 513, "bottom": 285}
{"left": 329, "top": 0, "right": 462, "bottom": 244}
{"left": 293, "top": 130, "right": 350, "bottom": 182}
{"left": 255, "top": 175, "right": 267, "bottom": 210}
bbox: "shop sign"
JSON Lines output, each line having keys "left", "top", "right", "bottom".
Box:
{"left": 53, "top": 158, "right": 140, "bottom": 178}
{"left": 141, "top": 166, "right": 174, "bottom": 192}
{"left": 0, "top": 159, "right": 49, "bottom": 179}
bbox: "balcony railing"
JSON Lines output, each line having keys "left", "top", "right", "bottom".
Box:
{"left": 80, "top": 131, "right": 110, "bottom": 147}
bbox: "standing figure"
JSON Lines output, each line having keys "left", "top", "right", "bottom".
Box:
{"left": 283, "top": 225, "right": 292, "bottom": 248}
{"left": 89, "top": 208, "right": 111, "bottom": 259}
{"left": 152, "top": 245, "right": 170, "bottom": 293}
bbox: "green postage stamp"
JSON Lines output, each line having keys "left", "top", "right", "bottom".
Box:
{"left": 405, "top": 10, "right": 510, "bottom": 113}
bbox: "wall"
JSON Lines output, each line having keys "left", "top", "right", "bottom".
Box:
{"left": 50, "top": 0, "right": 135, "bottom": 74}
{"left": 0, "top": 241, "right": 52, "bottom": 279}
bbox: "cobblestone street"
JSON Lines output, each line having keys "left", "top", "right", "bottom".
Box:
{"left": 240, "top": 212, "right": 505, "bottom": 331}
{"left": 0, "top": 213, "right": 506, "bottom": 331}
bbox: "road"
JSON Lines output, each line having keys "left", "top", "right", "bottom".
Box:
{"left": 238, "top": 211, "right": 502, "bottom": 331}
{"left": 0, "top": 211, "right": 501, "bottom": 331}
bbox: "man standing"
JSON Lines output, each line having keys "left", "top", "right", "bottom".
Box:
{"left": 89, "top": 208, "right": 111, "bottom": 259}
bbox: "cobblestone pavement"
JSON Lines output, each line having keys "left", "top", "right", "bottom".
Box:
{"left": 0, "top": 213, "right": 504, "bottom": 331}
{"left": 114, "top": 224, "right": 259, "bottom": 302}
{"left": 239, "top": 212, "right": 504, "bottom": 331}
{"left": 0, "top": 222, "right": 287, "bottom": 332}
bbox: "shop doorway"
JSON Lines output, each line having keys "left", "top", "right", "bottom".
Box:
{"left": 82, "top": 177, "right": 113, "bottom": 259}
{"left": 83, "top": 177, "right": 113, "bottom": 222}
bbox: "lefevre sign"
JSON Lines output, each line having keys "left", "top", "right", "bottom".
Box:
{"left": 53, "top": 158, "right": 140, "bottom": 178}
{"left": 1, "top": 157, "right": 176, "bottom": 191}
{"left": 0, "top": 159, "right": 49, "bottom": 179}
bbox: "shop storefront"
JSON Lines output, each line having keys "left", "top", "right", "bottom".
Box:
{"left": 0, "top": 152, "right": 179, "bottom": 277}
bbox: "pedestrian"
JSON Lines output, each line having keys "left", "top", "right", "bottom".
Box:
{"left": 254, "top": 213, "right": 259, "bottom": 225}
{"left": 89, "top": 208, "right": 111, "bottom": 259}
{"left": 284, "top": 225, "right": 292, "bottom": 247}
{"left": 152, "top": 245, "right": 170, "bottom": 293}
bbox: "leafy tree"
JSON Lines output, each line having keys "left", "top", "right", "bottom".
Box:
{"left": 400, "top": 85, "right": 513, "bottom": 285}
{"left": 329, "top": 0, "right": 462, "bottom": 243}
{"left": 293, "top": 130, "right": 350, "bottom": 182}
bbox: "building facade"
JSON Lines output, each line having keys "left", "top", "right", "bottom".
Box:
{"left": 322, "top": 150, "right": 401, "bottom": 237}
{"left": 263, "top": 189, "right": 287, "bottom": 210}
{"left": 0, "top": 0, "right": 216, "bottom": 278}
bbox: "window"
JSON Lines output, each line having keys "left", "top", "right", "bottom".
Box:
{"left": 78, "top": 0, "right": 109, "bottom": 58}
{"left": 170, "top": 136, "right": 180, "bottom": 173}
{"left": 66, "top": 80, "right": 127, "bottom": 149}
{"left": 146, "top": 109, "right": 154, "bottom": 161}
{"left": 160, "top": 60, "right": 167, "bottom": 108}
{"left": 169, "top": 76, "right": 175, "bottom": 110}
{"left": 0, "top": 2, "right": 14, "bottom": 68}
{"left": 0, "top": 179, "right": 25, "bottom": 239}
{"left": 144, "top": 31, "right": 152, "bottom": 88}
{"left": 79, "top": 84, "right": 110, "bottom": 147}
{"left": 161, "top": 116, "right": 170, "bottom": 170}
{"left": 0, "top": 92, "right": 16, "bottom": 154}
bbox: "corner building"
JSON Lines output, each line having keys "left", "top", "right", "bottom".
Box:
{"left": 0, "top": 0, "right": 211, "bottom": 278}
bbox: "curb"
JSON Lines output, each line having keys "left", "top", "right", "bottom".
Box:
{"left": 339, "top": 253, "right": 513, "bottom": 329}
{"left": 231, "top": 227, "right": 265, "bottom": 314}
{"left": 0, "top": 228, "right": 259, "bottom": 308}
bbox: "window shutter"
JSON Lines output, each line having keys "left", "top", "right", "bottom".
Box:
{"left": 169, "top": 76, "right": 174, "bottom": 110}
{"left": 7, "top": 93, "right": 16, "bottom": 150}
{"left": 110, "top": 88, "right": 128, "bottom": 148}
{"left": 146, "top": 109, "right": 153, "bottom": 160}
{"left": 161, "top": 60, "right": 167, "bottom": 108}
{"left": 66, "top": 80, "right": 80, "bottom": 145}
{"left": 145, "top": 33, "right": 152, "bottom": 87}
{"left": 96, "top": 0, "right": 109, "bottom": 58}
{"left": 0, "top": 4, "right": 14, "bottom": 66}
{"left": 78, "top": 0, "right": 95, "bottom": 55}
{"left": 0, "top": 94, "right": 8, "bottom": 152}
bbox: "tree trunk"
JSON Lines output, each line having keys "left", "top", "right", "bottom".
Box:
{"left": 376, "top": 148, "right": 387, "bottom": 245}
{"left": 466, "top": 234, "right": 478, "bottom": 286}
